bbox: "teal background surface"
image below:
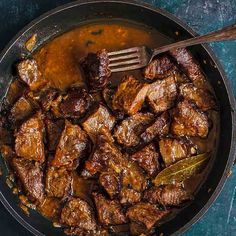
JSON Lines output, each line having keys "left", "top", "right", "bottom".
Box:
{"left": 0, "top": 0, "right": 235, "bottom": 235}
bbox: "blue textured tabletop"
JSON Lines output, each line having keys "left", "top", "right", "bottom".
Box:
{"left": 0, "top": 0, "right": 235, "bottom": 235}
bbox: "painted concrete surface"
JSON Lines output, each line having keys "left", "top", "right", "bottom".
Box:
{"left": 0, "top": 0, "right": 235, "bottom": 235}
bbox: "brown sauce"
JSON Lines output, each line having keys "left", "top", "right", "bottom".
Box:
{"left": 34, "top": 21, "right": 171, "bottom": 90}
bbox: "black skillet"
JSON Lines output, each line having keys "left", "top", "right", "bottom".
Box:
{"left": 0, "top": 0, "right": 235, "bottom": 235}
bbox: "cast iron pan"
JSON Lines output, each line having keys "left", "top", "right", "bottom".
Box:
{"left": 0, "top": 0, "right": 235, "bottom": 235}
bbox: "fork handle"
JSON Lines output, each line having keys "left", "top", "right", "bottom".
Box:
{"left": 153, "top": 23, "right": 236, "bottom": 56}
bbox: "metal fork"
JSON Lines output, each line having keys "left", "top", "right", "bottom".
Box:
{"left": 108, "top": 23, "right": 236, "bottom": 73}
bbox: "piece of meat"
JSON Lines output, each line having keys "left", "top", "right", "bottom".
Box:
{"left": 39, "top": 89, "right": 63, "bottom": 118}
{"left": 140, "top": 111, "right": 170, "bottom": 143}
{"left": 10, "top": 95, "right": 35, "bottom": 124}
{"left": 146, "top": 76, "right": 177, "bottom": 113}
{"left": 159, "top": 138, "right": 197, "bottom": 167}
{"left": 102, "top": 86, "right": 115, "bottom": 109}
{"left": 84, "top": 134, "right": 127, "bottom": 176}
{"left": 61, "top": 198, "right": 96, "bottom": 231}
{"left": 112, "top": 75, "right": 149, "bottom": 115}
{"left": 40, "top": 88, "right": 60, "bottom": 112}
{"left": 102, "top": 86, "right": 125, "bottom": 120}
{"left": 45, "top": 118, "right": 65, "bottom": 152}
{"left": 59, "top": 87, "right": 94, "bottom": 119}
{"left": 99, "top": 172, "right": 120, "bottom": 198}
{"left": 144, "top": 184, "right": 191, "bottom": 206}
{"left": 121, "top": 162, "right": 147, "bottom": 192}
{"left": 130, "top": 143, "right": 160, "bottom": 176}
{"left": 171, "top": 100, "right": 209, "bottom": 138}
{"left": 3, "top": 79, "right": 27, "bottom": 107}
{"left": 45, "top": 167, "right": 71, "bottom": 198}
{"left": 15, "top": 112, "right": 45, "bottom": 162}
{"left": 119, "top": 188, "right": 141, "bottom": 205}
{"left": 38, "top": 197, "right": 61, "bottom": 219}
{"left": 17, "top": 59, "right": 47, "bottom": 90}
{"left": 130, "top": 222, "right": 149, "bottom": 236}
{"left": 52, "top": 120, "right": 90, "bottom": 169}
{"left": 50, "top": 95, "right": 64, "bottom": 118}
{"left": 71, "top": 172, "right": 99, "bottom": 205}
{"left": 82, "top": 104, "right": 115, "bottom": 141}
{"left": 12, "top": 158, "right": 44, "bottom": 202}
{"left": 93, "top": 193, "right": 127, "bottom": 226}
{"left": 179, "top": 83, "right": 216, "bottom": 111}
{"left": 169, "top": 48, "right": 207, "bottom": 89}
{"left": 114, "top": 112, "right": 154, "bottom": 148}
{"left": 126, "top": 202, "right": 170, "bottom": 229}
{"left": 143, "top": 56, "right": 189, "bottom": 84}
{"left": 172, "top": 69, "right": 190, "bottom": 84}
{"left": 143, "top": 56, "right": 175, "bottom": 80}
{"left": 80, "top": 49, "right": 111, "bottom": 91}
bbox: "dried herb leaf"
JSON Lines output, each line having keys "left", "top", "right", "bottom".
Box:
{"left": 91, "top": 29, "right": 104, "bottom": 35}
{"left": 153, "top": 153, "right": 210, "bottom": 186}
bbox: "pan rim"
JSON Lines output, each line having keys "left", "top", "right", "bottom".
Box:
{"left": 0, "top": 1, "right": 235, "bottom": 236}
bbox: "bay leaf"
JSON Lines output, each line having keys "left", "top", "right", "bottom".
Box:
{"left": 153, "top": 153, "right": 210, "bottom": 186}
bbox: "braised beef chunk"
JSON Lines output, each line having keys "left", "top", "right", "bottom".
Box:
{"left": 40, "top": 89, "right": 59, "bottom": 112}
{"left": 12, "top": 158, "right": 44, "bottom": 202}
{"left": 169, "top": 48, "right": 207, "bottom": 89}
{"left": 10, "top": 95, "right": 35, "bottom": 124}
{"left": 130, "top": 143, "right": 160, "bottom": 176}
{"left": 143, "top": 56, "right": 175, "bottom": 80}
{"left": 159, "top": 138, "right": 197, "bottom": 167}
{"left": 103, "top": 87, "right": 125, "bottom": 120}
{"left": 99, "top": 172, "right": 120, "bottom": 198}
{"left": 61, "top": 198, "right": 96, "bottom": 230}
{"left": 59, "top": 87, "right": 94, "bottom": 119}
{"left": 122, "top": 163, "right": 147, "bottom": 192}
{"left": 130, "top": 222, "right": 149, "bottom": 236}
{"left": 15, "top": 112, "right": 45, "bottom": 162}
{"left": 112, "top": 75, "right": 149, "bottom": 115}
{"left": 172, "top": 69, "right": 190, "bottom": 84}
{"left": 126, "top": 203, "right": 170, "bottom": 229}
{"left": 72, "top": 172, "right": 99, "bottom": 200}
{"left": 146, "top": 76, "right": 177, "bottom": 113}
{"left": 82, "top": 104, "right": 115, "bottom": 141}
{"left": 179, "top": 83, "right": 216, "bottom": 111}
{"left": 45, "top": 118, "right": 65, "bottom": 152}
{"left": 103, "top": 86, "right": 114, "bottom": 105}
{"left": 81, "top": 49, "right": 111, "bottom": 91}
{"left": 143, "top": 55, "right": 189, "bottom": 84}
{"left": 17, "top": 59, "right": 47, "bottom": 90}
{"left": 144, "top": 184, "right": 191, "bottom": 206}
{"left": 140, "top": 111, "right": 170, "bottom": 143}
{"left": 38, "top": 197, "right": 61, "bottom": 219}
{"left": 45, "top": 167, "right": 71, "bottom": 198}
{"left": 84, "top": 134, "right": 127, "bottom": 176}
{"left": 3, "top": 79, "right": 27, "bottom": 107}
{"left": 39, "top": 89, "right": 63, "bottom": 118}
{"left": 93, "top": 193, "right": 127, "bottom": 225}
{"left": 114, "top": 112, "right": 154, "bottom": 148}
{"left": 52, "top": 120, "right": 90, "bottom": 169}
{"left": 171, "top": 100, "right": 209, "bottom": 138}
{"left": 119, "top": 188, "right": 141, "bottom": 205}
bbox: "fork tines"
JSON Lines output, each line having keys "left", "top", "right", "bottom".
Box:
{"left": 108, "top": 46, "right": 145, "bottom": 72}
